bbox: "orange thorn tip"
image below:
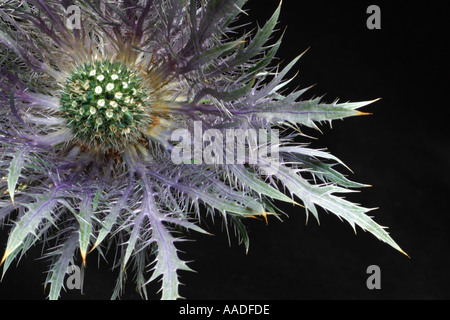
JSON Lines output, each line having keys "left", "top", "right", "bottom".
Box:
{"left": 292, "top": 200, "right": 305, "bottom": 208}
{"left": 261, "top": 212, "right": 268, "bottom": 225}
{"left": 364, "top": 98, "right": 382, "bottom": 105}
{"left": 80, "top": 250, "right": 87, "bottom": 267}
{"left": 9, "top": 194, "right": 18, "bottom": 210}
{"left": 88, "top": 243, "right": 98, "bottom": 254}
{"left": 261, "top": 211, "right": 279, "bottom": 225}
{"left": 400, "top": 249, "right": 410, "bottom": 259}
{"left": 0, "top": 250, "right": 11, "bottom": 266}
{"left": 300, "top": 46, "right": 310, "bottom": 57}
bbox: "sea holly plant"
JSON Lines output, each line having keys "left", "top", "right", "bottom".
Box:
{"left": 0, "top": 0, "right": 406, "bottom": 300}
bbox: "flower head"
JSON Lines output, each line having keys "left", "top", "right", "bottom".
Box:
{"left": 0, "top": 0, "right": 405, "bottom": 299}
{"left": 60, "top": 60, "right": 152, "bottom": 151}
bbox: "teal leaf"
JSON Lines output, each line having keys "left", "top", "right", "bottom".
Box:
{"left": 230, "top": 215, "right": 250, "bottom": 253}
{"left": 197, "top": 0, "right": 247, "bottom": 46}
{"left": 193, "top": 78, "right": 255, "bottom": 104}
{"left": 1, "top": 212, "right": 55, "bottom": 279}
{"left": 149, "top": 170, "right": 265, "bottom": 218}
{"left": 44, "top": 232, "right": 79, "bottom": 300}
{"left": 91, "top": 185, "right": 132, "bottom": 252}
{"left": 7, "top": 147, "right": 29, "bottom": 205}
{"left": 229, "top": 164, "right": 294, "bottom": 204}
{"left": 186, "top": 38, "right": 245, "bottom": 71}
{"left": 141, "top": 180, "right": 191, "bottom": 300}
{"left": 264, "top": 161, "right": 406, "bottom": 256}
{"left": 122, "top": 209, "right": 146, "bottom": 269}
{"left": 75, "top": 193, "right": 94, "bottom": 265}
{"left": 248, "top": 98, "right": 377, "bottom": 128}
{"left": 288, "top": 153, "right": 368, "bottom": 188}
{"left": 1, "top": 190, "right": 58, "bottom": 265}
{"left": 208, "top": 1, "right": 282, "bottom": 77}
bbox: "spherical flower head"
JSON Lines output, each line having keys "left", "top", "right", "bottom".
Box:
{"left": 0, "top": 0, "right": 404, "bottom": 300}
{"left": 60, "top": 60, "right": 151, "bottom": 151}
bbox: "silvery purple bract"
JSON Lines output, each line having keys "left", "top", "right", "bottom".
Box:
{"left": 0, "top": 0, "right": 405, "bottom": 299}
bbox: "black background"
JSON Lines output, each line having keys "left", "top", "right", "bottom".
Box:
{"left": 0, "top": 1, "right": 448, "bottom": 300}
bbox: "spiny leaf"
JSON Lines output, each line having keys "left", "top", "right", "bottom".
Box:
{"left": 134, "top": 249, "right": 149, "bottom": 300}
{"left": 75, "top": 193, "right": 94, "bottom": 266}
{"left": 144, "top": 204, "right": 191, "bottom": 300}
{"left": 197, "top": 0, "right": 246, "bottom": 46}
{"left": 246, "top": 37, "right": 282, "bottom": 76}
{"left": 1, "top": 213, "right": 55, "bottom": 280}
{"left": 287, "top": 153, "right": 368, "bottom": 188}
{"left": 229, "top": 164, "right": 294, "bottom": 204}
{"left": 186, "top": 38, "right": 245, "bottom": 71}
{"left": 1, "top": 190, "right": 58, "bottom": 266}
{"left": 208, "top": 1, "right": 282, "bottom": 76}
{"left": 140, "top": 177, "right": 191, "bottom": 300}
{"left": 248, "top": 98, "right": 377, "bottom": 127}
{"left": 149, "top": 170, "right": 265, "bottom": 218}
{"left": 163, "top": 214, "right": 209, "bottom": 235}
{"left": 44, "top": 232, "right": 79, "bottom": 300}
{"left": 230, "top": 215, "right": 250, "bottom": 253}
{"left": 279, "top": 145, "right": 352, "bottom": 172}
{"left": 122, "top": 209, "right": 146, "bottom": 270}
{"left": 266, "top": 161, "right": 406, "bottom": 256}
{"left": 1, "top": 235, "right": 32, "bottom": 280}
{"left": 7, "top": 147, "right": 29, "bottom": 205}
{"left": 193, "top": 78, "right": 255, "bottom": 104}
{"left": 91, "top": 185, "right": 133, "bottom": 252}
